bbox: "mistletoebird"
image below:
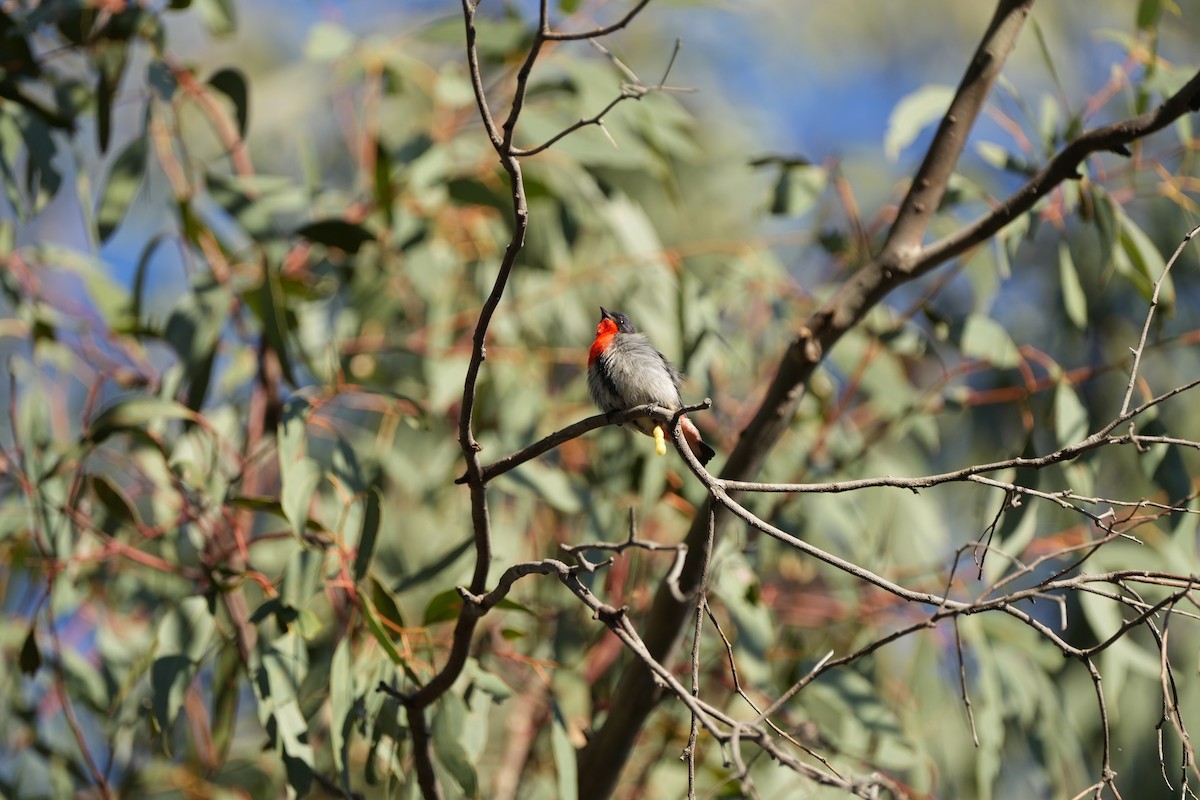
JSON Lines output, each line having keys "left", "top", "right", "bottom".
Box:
{"left": 587, "top": 306, "right": 716, "bottom": 465}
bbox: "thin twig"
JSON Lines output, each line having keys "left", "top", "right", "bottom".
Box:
{"left": 1120, "top": 223, "right": 1200, "bottom": 415}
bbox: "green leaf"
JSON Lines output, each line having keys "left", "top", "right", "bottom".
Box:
{"left": 1139, "top": 418, "right": 1191, "bottom": 507}
{"left": 463, "top": 659, "right": 514, "bottom": 702}
{"left": 210, "top": 644, "right": 240, "bottom": 762}
{"left": 712, "top": 544, "right": 775, "bottom": 683}
{"left": 433, "top": 695, "right": 479, "bottom": 799}
{"left": 423, "top": 588, "right": 463, "bottom": 625}
{"left": 1115, "top": 211, "right": 1173, "bottom": 308}
{"left": 330, "top": 637, "right": 353, "bottom": 778}
{"left": 373, "top": 138, "right": 395, "bottom": 227}
{"left": 305, "top": 21, "right": 356, "bottom": 62}
{"left": 87, "top": 396, "right": 200, "bottom": 443}
{"left": 280, "top": 548, "right": 324, "bottom": 616}
{"left": 393, "top": 536, "right": 474, "bottom": 594}
{"left": 96, "top": 135, "right": 147, "bottom": 242}
{"left": 354, "top": 488, "right": 382, "bottom": 582}
{"left": 152, "top": 597, "right": 215, "bottom": 739}
{"left": 95, "top": 47, "right": 127, "bottom": 154}
{"left": 505, "top": 460, "right": 581, "bottom": 513}
{"left": 165, "top": 280, "right": 230, "bottom": 411}
{"left": 768, "top": 164, "right": 827, "bottom": 217}
{"left": 551, "top": 701, "right": 579, "bottom": 800}
{"left": 1089, "top": 184, "right": 1118, "bottom": 271}
{"left": 18, "top": 112, "right": 62, "bottom": 212}
{"left": 129, "top": 233, "right": 167, "bottom": 324}
{"left": 208, "top": 67, "right": 248, "bottom": 137}
{"left": 976, "top": 141, "right": 1034, "bottom": 176}
{"left": 991, "top": 503, "right": 1042, "bottom": 581}
{"left": 496, "top": 598, "right": 537, "bottom": 616}
{"left": 884, "top": 84, "right": 955, "bottom": 161}
{"left": 1057, "top": 242, "right": 1087, "bottom": 330}
{"left": 296, "top": 219, "right": 376, "bottom": 253}
{"left": 1136, "top": 0, "right": 1162, "bottom": 29}
{"left": 0, "top": 114, "right": 23, "bottom": 216}
{"left": 19, "top": 624, "right": 41, "bottom": 675}
{"left": 960, "top": 314, "right": 1020, "bottom": 369}
{"left": 1053, "top": 381, "right": 1088, "bottom": 447}
{"left": 226, "top": 495, "right": 322, "bottom": 532}
{"left": 89, "top": 474, "right": 141, "bottom": 528}
{"left": 275, "top": 703, "right": 314, "bottom": 796}
{"left": 371, "top": 580, "right": 406, "bottom": 631}
{"left": 280, "top": 457, "right": 321, "bottom": 540}
{"left": 277, "top": 395, "right": 311, "bottom": 468}
{"left": 193, "top": 0, "right": 236, "bottom": 36}
{"left": 252, "top": 259, "right": 299, "bottom": 387}
{"left": 359, "top": 591, "right": 408, "bottom": 667}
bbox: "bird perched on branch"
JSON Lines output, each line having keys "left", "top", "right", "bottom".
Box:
{"left": 587, "top": 306, "right": 717, "bottom": 465}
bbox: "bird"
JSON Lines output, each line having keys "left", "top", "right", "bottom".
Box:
{"left": 587, "top": 306, "right": 717, "bottom": 465}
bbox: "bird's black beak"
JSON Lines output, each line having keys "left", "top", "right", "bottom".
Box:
{"left": 599, "top": 306, "right": 614, "bottom": 321}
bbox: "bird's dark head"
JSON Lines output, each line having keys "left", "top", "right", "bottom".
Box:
{"left": 598, "top": 306, "right": 637, "bottom": 334}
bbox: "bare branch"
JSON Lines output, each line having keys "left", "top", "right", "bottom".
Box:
{"left": 451, "top": 2, "right": 1200, "bottom": 797}
{"left": 954, "top": 619, "right": 981, "bottom": 748}
{"left": 512, "top": 40, "right": 692, "bottom": 158}
{"left": 543, "top": 0, "right": 654, "bottom": 41}
{"left": 918, "top": 68, "right": 1200, "bottom": 273}
{"left": 882, "top": 0, "right": 1034, "bottom": 258}
{"left": 479, "top": 401, "right": 711, "bottom": 483}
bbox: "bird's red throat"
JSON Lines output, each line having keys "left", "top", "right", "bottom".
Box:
{"left": 588, "top": 319, "right": 618, "bottom": 366}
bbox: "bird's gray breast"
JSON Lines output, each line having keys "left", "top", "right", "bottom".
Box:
{"left": 599, "top": 334, "right": 683, "bottom": 410}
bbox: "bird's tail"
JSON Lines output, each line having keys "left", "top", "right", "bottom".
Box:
{"left": 680, "top": 417, "right": 717, "bottom": 466}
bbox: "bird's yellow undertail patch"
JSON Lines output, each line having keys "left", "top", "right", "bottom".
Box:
{"left": 654, "top": 425, "right": 666, "bottom": 456}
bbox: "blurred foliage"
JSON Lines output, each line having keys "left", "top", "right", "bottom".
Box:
{"left": 1, "top": 1, "right": 1200, "bottom": 799}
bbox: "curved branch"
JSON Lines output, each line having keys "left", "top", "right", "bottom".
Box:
{"left": 477, "top": 401, "right": 710, "bottom": 483}
{"left": 578, "top": 0, "right": 1036, "bottom": 778}
{"left": 882, "top": 0, "right": 1034, "bottom": 257}
{"left": 404, "top": 5, "right": 676, "bottom": 791}
{"left": 580, "top": 1, "right": 1190, "bottom": 790}
{"left": 543, "top": 0, "right": 653, "bottom": 42}
{"left": 917, "top": 69, "right": 1200, "bottom": 273}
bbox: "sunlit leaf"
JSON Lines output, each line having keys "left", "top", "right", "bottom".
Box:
{"left": 280, "top": 457, "right": 321, "bottom": 539}
{"left": 97, "top": 135, "right": 147, "bottom": 242}
{"left": 151, "top": 597, "right": 215, "bottom": 740}
{"left": 768, "top": 164, "right": 827, "bottom": 217}
{"left": 330, "top": 637, "right": 353, "bottom": 780}
{"left": 960, "top": 314, "right": 1021, "bottom": 369}
{"left": 305, "top": 20, "right": 355, "bottom": 62}
{"left": 193, "top": 0, "right": 236, "bottom": 36}
{"left": 884, "top": 84, "right": 954, "bottom": 161}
